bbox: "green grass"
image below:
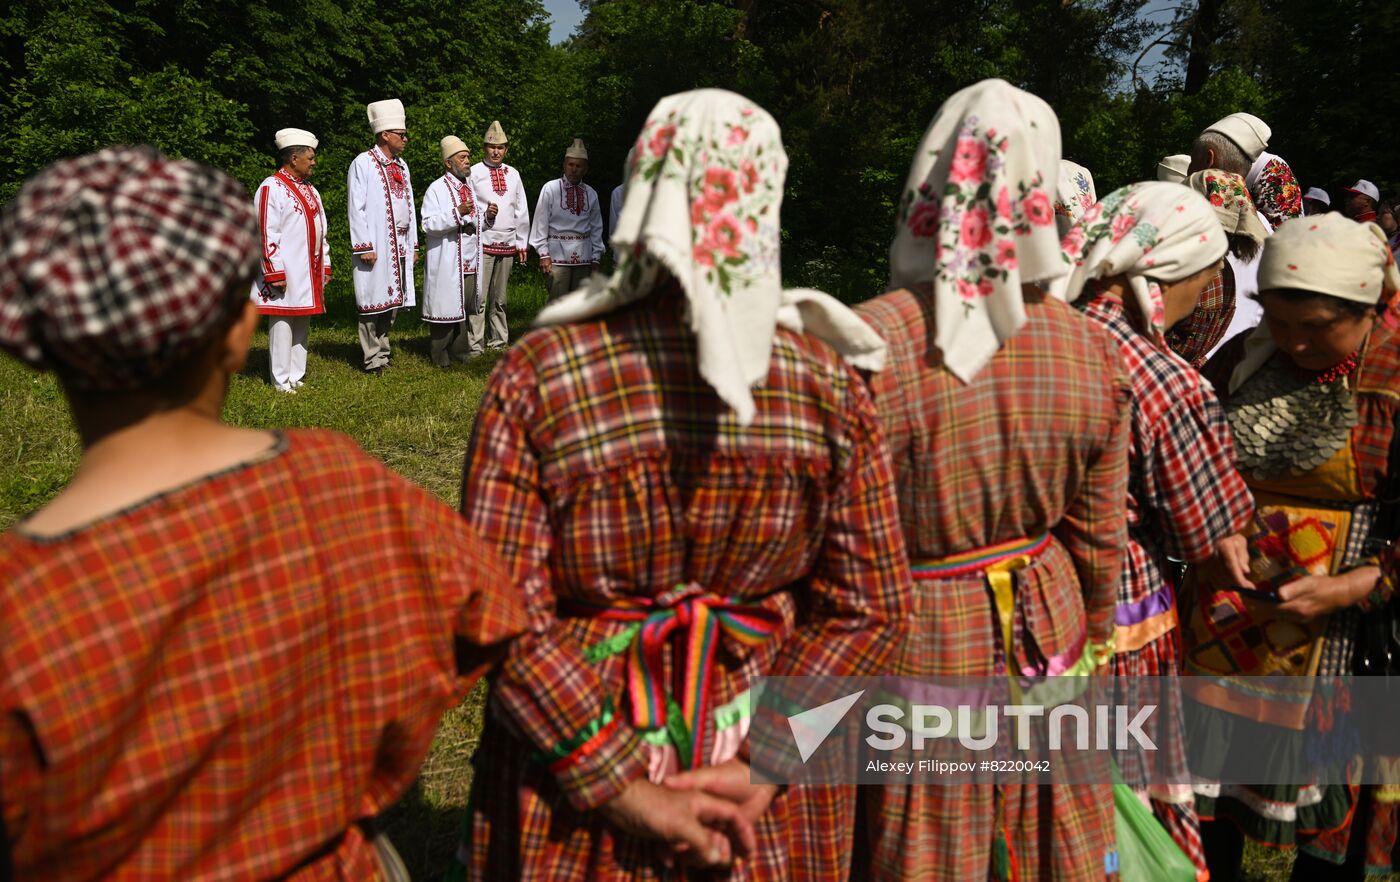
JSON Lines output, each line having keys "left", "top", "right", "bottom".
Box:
{"left": 0, "top": 269, "right": 1388, "bottom": 881}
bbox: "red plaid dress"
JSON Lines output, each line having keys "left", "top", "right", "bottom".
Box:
{"left": 0, "top": 429, "right": 526, "bottom": 882}
{"left": 855, "top": 289, "right": 1132, "bottom": 882}
{"left": 450, "top": 286, "right": 912, "bottom": 881}
{"left": 1084, "top": 291, "right": 1254, "bottom": 878}
{"left": 1165, "top": 263, "right": 1236, "bottom": 368}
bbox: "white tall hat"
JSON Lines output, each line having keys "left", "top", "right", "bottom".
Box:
{"left": 274, "top": 128, "right": 318, "bottom": 150}
{"left": 1344, "top": 179, "right": 1381, "bottom": 202}
{"left": 367, "top": 99, "right": 406, "bottom": 134}
{"left": 484, "top": 120, "right": 508, "bottom": 145}
{"left": 1156, "top": 153, "right": 1190, "bottom": 183}
{"left": 1303, "top": 186, "right": 1331, "bottom": 206}
{"left": 1204, "top": 112, "right": 1271, "bottom": 161}
{"left": 440, "top": 135, "right": 470, "bottom": 163}
{"left": 565, "top": 138, "right": 588, "bottom": 160}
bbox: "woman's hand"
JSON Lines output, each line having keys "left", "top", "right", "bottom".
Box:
{"left": 663, "top": 758, "right": 780, "bottom": 827}
{"left": 1193, "top": 533, "right": 1254, "bottom": 590}
{"left": 598, "top": 777, "right": 756, "bottom": 868}
{"left": 1205, "top": 534, "right": 1255, "bottom": 590}
{"left": 1277, "top": 566, "right": 1379, "bottom": 622}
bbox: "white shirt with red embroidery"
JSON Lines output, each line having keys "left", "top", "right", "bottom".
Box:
{"left": 469, "top": 160, "right": 529, "bottom": 257}
{"left": 529, "top": 177, "right": 604, "bottom": 266}
{"left": 347, "top": 147, "right": 418, "bottom": 314}
{"left": 250, "top": 170, "right": 331, "bottom": 315}
{"left": 420, "top": 172, "right": 484, "bottom": 323}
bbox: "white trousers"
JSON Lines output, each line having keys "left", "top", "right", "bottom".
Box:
{"left": 268, "top": 315, "right": 310, "bottom": 390}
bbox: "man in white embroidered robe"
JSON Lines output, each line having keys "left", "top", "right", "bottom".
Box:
{"left": 469, "top": 120, "right": 528, "bottom": 350}
{"left": 251, "top": 127, "right": 331, "bottom": 392}
{"left": 421, "top": 136, "right": 484, "bottom": 366}
{"left": 531, "top": 139, "right": 604, "bottom": 302}
{"left": 348, "top": 98, "right": 417, "bottom": 373}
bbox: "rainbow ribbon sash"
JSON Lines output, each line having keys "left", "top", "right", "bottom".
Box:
{"left": 565, "top": 584, "right": 782, "bottom": 770}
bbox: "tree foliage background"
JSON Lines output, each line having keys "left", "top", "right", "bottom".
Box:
{"left": 0, "top": 0, "right": 1394, "bottom": 301}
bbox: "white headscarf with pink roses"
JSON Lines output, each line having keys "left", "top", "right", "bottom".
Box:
{"left": 534, "top": 88, "right": 886, "bottom": 425}
{"left": 889, "top": 79, "right": 1070, "bottom": 383}
{"left": 1054, "top": 182, "right": 1227, "bottom": 339}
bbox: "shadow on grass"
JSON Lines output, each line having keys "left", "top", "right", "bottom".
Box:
{"left": 379, "top": 779, "right": 463, "bottom": 882}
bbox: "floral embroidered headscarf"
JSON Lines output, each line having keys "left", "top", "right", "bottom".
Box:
{"left": 1246, "top": 151, "right": 1303, "bottom": 231}
{"left": 534, "top": 89, "right": 886, "bottom": 424}
{"left": 1057, "top": 182, "right": 1228, "bottom": 340}
{"left": 889, "top": 78, "right": 1069, "bottom": 382}
{"left": 1185, "top": 169, "right": 1268, "bottom": 249}
{"left": 1055, "top": 159, "right": 1097, "bottom": 237}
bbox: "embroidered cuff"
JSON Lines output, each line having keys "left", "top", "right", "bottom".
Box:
{"left": 545, "top": 707, "right": 649, "bottom": 810}
{"left": 1358, "top": 571, "right": 1396, "bottom": 614}
{"left": 351, "top": 242, "right": 374, "bottom": 254}
{"left": 323, "top": 266, "right": 333, "bottom": 281}
{"left": 262, "top": 270, "right": 287, "bottom": 284}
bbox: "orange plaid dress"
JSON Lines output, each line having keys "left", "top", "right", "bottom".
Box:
{"left": 855, "top": 289, "right": 1132, "bottom": 882}
{"left": 1, "top": 429, "right": 526, "bottom": 881}
{"left": 450, "top": 287, "right": 912, "bottom": 881}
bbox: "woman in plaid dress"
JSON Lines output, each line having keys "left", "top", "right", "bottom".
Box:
{"left": 449, "top": 89, "right": 912, "bottom": 881}
{"left": 0, "top": 148, "right": 526, "bottom": 881}
{"left": 1062, "top": 181, "right": 1255, "bottom": 879}
{"left": 855, "top": 79, "right": 1131, "bottom": 882}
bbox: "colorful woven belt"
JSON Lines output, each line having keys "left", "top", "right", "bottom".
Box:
{"left": 912, "top": 533, "right": 1052, "bottom": 703}
{"left": 910, "top": 533, "right": 1052, "bottom": 581}
{"left": 562, "top": 584, "right": 782, "bottom": 770}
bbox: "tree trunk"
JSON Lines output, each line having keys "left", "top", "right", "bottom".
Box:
{"left": 1184, "top": 0, "right": 1225, "bottom": 95}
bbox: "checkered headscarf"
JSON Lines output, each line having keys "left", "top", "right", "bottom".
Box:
{"left": 0, "top": 146, "right": 259, "bottom": 388}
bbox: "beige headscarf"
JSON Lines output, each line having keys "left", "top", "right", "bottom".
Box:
{"left": 1231, "top": 215, "right": 1400, "bottom": 390}
{"left": 1057, "top": 182, "right": 1228, "bottom": 338}
{"left": 534, "top": 89, "right": 885, "bottom": 425}
{"left": 1184, "top": 169, "right": 1268, "bottom": 248}
{"left": 1055, "top": 160, "right": 1097, "bottom": 237}
{"left": 888, "top": 78, "right": 1069, "bottom": 382}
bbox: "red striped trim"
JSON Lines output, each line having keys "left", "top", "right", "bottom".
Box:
{"left": 257, "top": 187, "right": 278, "bottom": 278}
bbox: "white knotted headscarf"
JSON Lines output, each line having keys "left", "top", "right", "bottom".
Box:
{"left": 1057, "top": 182, "right": 1228, "bottom": 338}
{"left": 1055, "top": 159, "right": 1097, "bottom": 236}
{"left": 534, "top": 88, "right": 886, "bottom": 425}
{"left": 1231, "top": 215, "right": 1400, "bottom": 390}
{"left": 888, "top": 78, "right": 1070, "bottom": 383}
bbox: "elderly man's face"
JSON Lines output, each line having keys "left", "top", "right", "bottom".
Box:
{"left": 445, "top": 150, "right": 471, "bottom": 179}
{"left": 485, "top": 142, "right": 507, "bottom": 164}
{"left": 563, "top": 157, "right": 587, "bottom": 184}
{"left": 288, "top": 148, "right": 317, "bottom": 180}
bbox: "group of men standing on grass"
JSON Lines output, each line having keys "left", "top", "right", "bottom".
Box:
{"left": 250, "top": 98, "right": 608, "bottom": 389}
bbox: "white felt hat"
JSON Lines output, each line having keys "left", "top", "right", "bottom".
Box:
{"left": 440, "top": 135, "right": 469, "bottom": 163}
{"left": 565, "top": 138, "right": 588, "bottom": 160}
{"left": 484, "top": 120, "right": 508, "bottom": 145}
{"left": 367, "top": 99, "right": 406, "bottom": 134}
{"left": 274, "top": 128, "right": 318, "bottom": 150}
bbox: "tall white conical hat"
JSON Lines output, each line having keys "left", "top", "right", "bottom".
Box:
{"left": 484, "top": 120, "right": 508, "bottom": 145}
{"left": 367, "top": 99, "right": 405, "bottom": 133}
{"left": 565, "top": 138, "right": 588, "bottom": 160}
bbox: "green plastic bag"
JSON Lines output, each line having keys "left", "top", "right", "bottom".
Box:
{"left": 1112, "top": 765, "right": 1198, "bottom": 882}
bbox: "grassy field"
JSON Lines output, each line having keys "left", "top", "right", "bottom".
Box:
{"left": 0, "top": 269, "right": 1376, "bottom": 881}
